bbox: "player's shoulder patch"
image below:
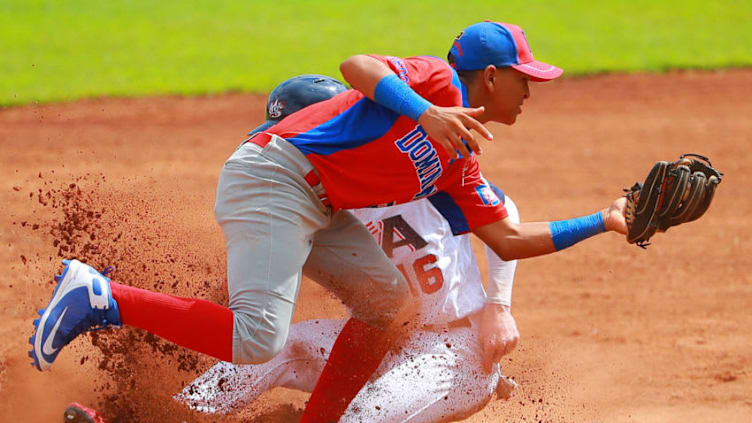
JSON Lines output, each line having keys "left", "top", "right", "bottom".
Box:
{"left": 475, "top": 184, "right": 500, "bottom": 206}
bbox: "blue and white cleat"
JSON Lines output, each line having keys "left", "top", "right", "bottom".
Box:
{"left": 29, "top": 259, "right": 121, "bottom": 371}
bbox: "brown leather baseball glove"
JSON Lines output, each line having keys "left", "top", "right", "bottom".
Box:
{"left": 625, "top": 154, "right": 722, "bottom": 248}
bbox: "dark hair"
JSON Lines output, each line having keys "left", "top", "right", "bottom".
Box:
{"left": 447, "top": 52, "right": 482, "bottom": 82}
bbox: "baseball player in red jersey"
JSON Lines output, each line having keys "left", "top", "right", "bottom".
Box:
{"left": 30, "top": 21, "right": 628, "bottom": 423}
{"left": 170, "top": 74, "right": 519, "bottom": 422}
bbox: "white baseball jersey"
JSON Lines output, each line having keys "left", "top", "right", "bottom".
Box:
{"left": 351, "top": 199, "right": 486, "bottom": 325}
{"left": 177, "top": 196, "right": 521, "bottom": 422}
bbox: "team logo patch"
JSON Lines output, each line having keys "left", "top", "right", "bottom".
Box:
{"left": 475, "top": 184, "right": 500, "bottom": 206}
{"left": 267, "top": 98, "right": 285, "bottom": 119}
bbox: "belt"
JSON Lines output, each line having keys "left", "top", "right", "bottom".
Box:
{"left": 246, "top": 133, "right": 331, "bottom": 207}
{"left": 422, "top": 316, "right": 472, "bottom": 332}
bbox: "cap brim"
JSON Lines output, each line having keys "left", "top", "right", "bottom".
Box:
{"left": 512, "top": 61, "right": 563, "bottom": 82}
{"left": 247, "top": 120, "right": 276, "bottom": 136}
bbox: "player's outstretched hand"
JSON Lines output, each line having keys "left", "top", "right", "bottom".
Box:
{"left": 479, "top": 303, "right": 519, "bottom": 374}
{"left": 602, "top": 196, "right": 628, "bottom": 235}
{"left": 418, "top": 105, "right": 493, "bottom": 160}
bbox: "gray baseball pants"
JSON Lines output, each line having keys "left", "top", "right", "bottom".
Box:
{"left": 214, "top": 134, "right": 409, "bottom": 364}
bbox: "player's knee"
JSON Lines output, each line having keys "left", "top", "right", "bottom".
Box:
{"left": 237, "top": 343, "right": 284, "bottom": 365}
{"left": 231, "top": 312, "right": 289, "bottom": 364}
{"left": 232, "top": 332, "right": 287, "bottom": 364}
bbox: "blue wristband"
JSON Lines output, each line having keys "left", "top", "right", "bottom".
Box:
{"left": 549, "top": 211, "right": 606, "bottom": 251}
{"left": 373, "top": 74, "right": 432, "bottom": 122}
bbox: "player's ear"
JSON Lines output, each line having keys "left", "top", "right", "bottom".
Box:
{"left": 483, "top": 65, "right": 497, "bottom": 92}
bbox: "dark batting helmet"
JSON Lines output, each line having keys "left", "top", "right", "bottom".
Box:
{"left": 249, "top": 74, "right": 348, "bottom": 135}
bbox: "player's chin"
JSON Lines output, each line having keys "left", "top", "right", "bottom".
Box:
{"left": 500, "top": 107, "right": 523, "bottom": 125}
{"left": 500, "top": 113, "right": 519, "bottom": 125}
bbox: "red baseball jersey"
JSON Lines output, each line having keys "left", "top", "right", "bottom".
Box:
{"left": 266, "top": 55, "right": 507, "bottom": 234}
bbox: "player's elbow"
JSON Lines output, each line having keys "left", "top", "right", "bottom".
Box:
{"left": 495, "top": 246, "right": 518, "bottom": 262}
{"left": 476, "top": 219, "right": 523, "bottom": 261}
{"left": 340, "top": 55, "right": 393, "bottom": 99}
{"left": 339, "top": 55, "right": 369, "bottom": 82}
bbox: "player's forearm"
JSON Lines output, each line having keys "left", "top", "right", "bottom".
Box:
{"left": 484, "top": 244, "right": 515, "bottom": 307}
{"left": 474, "top": 211, "right": 607, "bottom": 261}
{"left": 475, "top": 220, "right": 556, "bottom": 260}
{"left": 340, "top": 55, "right": 432, "bottom": 122}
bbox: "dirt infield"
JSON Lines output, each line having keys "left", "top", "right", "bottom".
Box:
{"left": 1, "top": 70, "right": 750, "bottom": 422}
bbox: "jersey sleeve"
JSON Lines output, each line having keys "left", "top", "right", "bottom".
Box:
{"left": 484, "top": 194, "right": 519, "bottom": 306}
{"left": 367, "top": 55, "right": 463, "bottom": 107}
{"left": 427, "top": 156, "right": 508, "bottom": 235}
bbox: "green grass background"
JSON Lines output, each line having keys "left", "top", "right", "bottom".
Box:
{"left": 1, "top": 0, "right": 750, "bottom": 106}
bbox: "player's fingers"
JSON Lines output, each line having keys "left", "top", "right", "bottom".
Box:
{"left": 456, "top": 123, "right": 481, "bottom": 155}
{"left": 456, "top": 123, "right": 474, "bottom": 143}
{"left": 463, "top": 106, "right": 485, "bottom": 117}
{"left": 500, "top": 338, "right": 517, "bottom": 357}
{"left": 459, "top": 112, "right": 493, "bottom": 141}
{"left": 448, "top": 130, "right": 472, "bottom": 158}
{"left": 484, "top": 355, "right": 495, "bottom": 373}
{"left": 490, "top": 346, "right": 505, "bottom": 371}
{"left": 436, "top": 136, "right": 459, "bottom": 160}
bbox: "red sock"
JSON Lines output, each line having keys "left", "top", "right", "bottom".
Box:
{"left": 300, "top": 318, "right": 391, "bottom": 423}
{"left": 110, "top": 282, "right": 234, "bottom": 362}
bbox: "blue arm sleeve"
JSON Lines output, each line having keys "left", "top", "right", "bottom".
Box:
{"left": 373, "top": 74, "right": 432, "bottom": 122}
{"left": 549, "top": 212, "right": 606, "bottom": 251}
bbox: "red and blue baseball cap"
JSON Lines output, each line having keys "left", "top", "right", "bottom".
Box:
{"left": 449, "top": 21, "right": 563, "bottom": 81}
